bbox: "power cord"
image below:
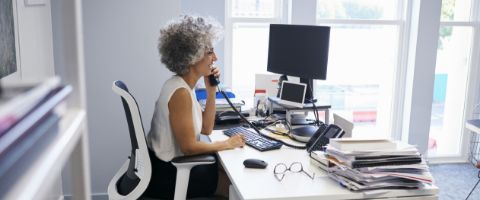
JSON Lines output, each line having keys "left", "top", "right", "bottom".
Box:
{"left": 306, "top": 85, "right": 321, "bottom": 127}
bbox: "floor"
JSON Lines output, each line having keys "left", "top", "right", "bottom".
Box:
{"left": 429, "top": 163, "right": 480, "bottom": 200}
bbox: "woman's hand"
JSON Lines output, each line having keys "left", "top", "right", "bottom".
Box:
{"left": 204, "top": 66, "right": 220, "bottom": 91}
{"left": 225, "top": 134, "right": 245, "bottom": 149}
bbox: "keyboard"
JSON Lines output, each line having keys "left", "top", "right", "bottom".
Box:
{"left": 223, "top": 127, "right": 283, "bottom": 151}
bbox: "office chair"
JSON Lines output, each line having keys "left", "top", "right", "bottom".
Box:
{"left": 107, "top": 80, "right": 216, "bottom": 200}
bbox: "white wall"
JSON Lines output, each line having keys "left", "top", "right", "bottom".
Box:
{"left": 57, "top": 0, "right": 180, "bottom": 196}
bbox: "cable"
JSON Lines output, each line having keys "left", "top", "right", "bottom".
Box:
{"left": 217, "top": 86, "right": 306, "bottom": 149}
{"left": 306, "top": 84, "right": 321, "bottom": 126}
{"left": 263, "top": 119, "right": 290, "bottom": 136}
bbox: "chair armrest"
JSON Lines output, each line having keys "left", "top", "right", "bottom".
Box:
{"left": 171, "top": 154, "right": 216, "bottom": 200}
{"left": 199, "top": 134, "right": 212, "bottom": 142}
{"left": 171, "top": 154, "right": 215, "bottom": 166}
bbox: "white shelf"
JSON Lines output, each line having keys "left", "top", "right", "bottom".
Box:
{"left": 4, "top": 109, "right": 87, "bottom": 199}
{"left": 466, "top": 119, "right": 480, "bottom": 134}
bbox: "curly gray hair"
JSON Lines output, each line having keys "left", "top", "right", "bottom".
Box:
{"left": 158, "top": 15, "right": 223, "bottom": 75}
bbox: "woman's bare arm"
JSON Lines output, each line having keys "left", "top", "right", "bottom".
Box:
{"left": 200, "top": 88, "right": 216, "bottom": 134}
{"left": 169, "top": 88, "right": 244, "bottom": 155}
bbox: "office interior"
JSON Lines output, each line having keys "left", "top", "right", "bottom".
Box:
{"left": 1, "top": 0, "right": 480, "bottom": 199}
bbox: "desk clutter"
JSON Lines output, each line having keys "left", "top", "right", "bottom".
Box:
{"left": 310, "top": 138, "right": 433, "bottom": 192}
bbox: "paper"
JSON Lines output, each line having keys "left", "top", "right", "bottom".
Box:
{"left": 321, "top": 141, "right": 433, "bottom": 192}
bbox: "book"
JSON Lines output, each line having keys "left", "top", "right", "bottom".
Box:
{"left": 310, "top": 151, "right": 329, "bottom": 167}
{"left": 348, "top": 157, "right": 422, "bottom": 169}
{"left": 328, "top": 138, "right": 397, "bottom": 152}
{"left": 309, "top": 156, "right": 328, "bottom": 171}
{"left": 0, "top": 78, "right": 60, "bottom": 137}
{"left": 0, "top": 113, "right": 60, "bottom": 178}
{"left": 0, "top": 85, "right": 72, "bottom": 156}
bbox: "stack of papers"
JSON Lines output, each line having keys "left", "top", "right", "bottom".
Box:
{"left": 329, "top": 138, "right": 397, "bottom": 151}
{"left": 311, "top": 138, "right": 433, "bottom": 191}
{"left": 199, "top": 98, "right": 245, "bottom": 112}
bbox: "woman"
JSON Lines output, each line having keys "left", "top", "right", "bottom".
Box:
{"left": 144, "top": 15, "right": 245, "bottom": 199}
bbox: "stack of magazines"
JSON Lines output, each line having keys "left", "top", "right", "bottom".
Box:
{"left": 0, "top": 77, "right": 71, "bottom": 192}
{"left": 311, "top": 138, "right": 433, "bottom": 191}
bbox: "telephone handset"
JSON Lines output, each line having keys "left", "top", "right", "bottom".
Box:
{"left": 306, "top": 122, "right": 327, "bottom": 149}
{"left": 208, "top": 74, "right": 220, "bottom": 86}
{"left": 208, "top": 66, "right": 220, "bottom": 86}
{"left": 306, "top": 124, "right": 344, "bottom": 153}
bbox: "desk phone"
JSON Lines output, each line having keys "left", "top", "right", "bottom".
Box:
{"left": 306, "top": 124, "right": 344, "bottom": 153}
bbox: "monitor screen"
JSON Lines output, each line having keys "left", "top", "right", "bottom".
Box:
{"left": 280, "top": 81, "right": 305, "bottom": 104}
{"left": 267, "top": 24, "right": 330, "bottom": 80}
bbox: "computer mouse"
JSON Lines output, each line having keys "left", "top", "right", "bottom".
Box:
{"left": 243, "top": 158, "right": 268, "bottom": 169}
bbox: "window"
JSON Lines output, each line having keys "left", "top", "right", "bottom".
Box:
{"left": 428, "top": 0, "right": 477, "bottom": 158}
{"left": 226, "top": 0, "right": 407, "bottom": 138}
{"left": 226, "top": 0, "right": 408, "bottom": 137}
{"left": 226, "top": 0, "right": 285, "bottom": 108}
{"left": 317, "top": 0, "right": 399, "bottom": 20}
{"left": 225, "top": 0, "right": 480, "bottom": 161}
{"left": 315, "top": 0, "right": 405, "bottom": 138}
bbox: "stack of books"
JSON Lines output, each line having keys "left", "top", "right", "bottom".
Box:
{"left": 310, "top": 138, "right": 433, "bottom": 191}
{"left": 0, "top": 78, "right": 71, "bottom": 185}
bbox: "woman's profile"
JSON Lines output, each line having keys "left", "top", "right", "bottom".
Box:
{"left": 144, "top": 15, "right": 245, "bottom": 199}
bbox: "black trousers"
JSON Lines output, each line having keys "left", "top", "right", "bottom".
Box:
{"left": 143, "top": 149, "right": 218, "bottom": 199}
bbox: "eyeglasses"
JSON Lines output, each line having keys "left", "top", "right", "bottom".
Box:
{"left": 273, "top": 162, "right": 315, "bottom": 182}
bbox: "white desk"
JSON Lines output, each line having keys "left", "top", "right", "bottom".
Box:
{"left": 209, "top": 130, "right": 438, "bottom": 200}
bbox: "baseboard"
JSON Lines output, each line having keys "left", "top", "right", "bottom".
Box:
{"left": 63, "top": 193, "right": 108, "bottom": 200}
{"left": 92, "top": 193, "right": 108, "bottom": 200}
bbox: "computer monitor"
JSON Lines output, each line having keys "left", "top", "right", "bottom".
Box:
{"left": 267, "top": 24, "right": 330, "bottom": 101}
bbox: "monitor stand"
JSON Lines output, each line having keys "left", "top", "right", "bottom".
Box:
{"left": 289, "top": 113, "right": 318, "bottom": 142}
{"left": 290, "top": 114, "right": 311, "bottom": 125}
{"left": 300, "top": 77, "right": 314, "bottom": 102}
{"left": 290, "top": 126, "right": 318, "bottom": 143}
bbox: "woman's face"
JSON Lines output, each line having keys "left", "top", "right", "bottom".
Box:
{"left": 193, "top": 47, "right": 217, "bottom": 76}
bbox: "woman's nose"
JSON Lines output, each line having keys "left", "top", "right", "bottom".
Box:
{"left": 212, "top": 52, "right": 218, "bottom": 61}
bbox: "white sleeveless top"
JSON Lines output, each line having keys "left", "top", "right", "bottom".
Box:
{"left": 147, "top": 76, "right": 203, "bottom": 161}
